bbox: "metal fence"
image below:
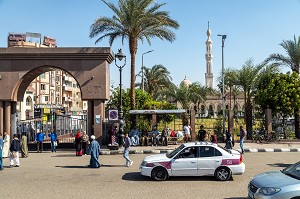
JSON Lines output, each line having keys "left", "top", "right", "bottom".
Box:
{"left": 16, "top": 114, "right": 87, "bottom": 143}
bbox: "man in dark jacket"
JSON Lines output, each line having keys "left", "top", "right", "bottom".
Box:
{"left": 10, "top": 134, "right": 20, "bottom": 167}
{"left": 198, "top": 125, "right": 207, "bottom": 141}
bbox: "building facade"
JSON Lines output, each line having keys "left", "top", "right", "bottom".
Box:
{"left": 8, "top": 32, "right": 87, "bottom": 122}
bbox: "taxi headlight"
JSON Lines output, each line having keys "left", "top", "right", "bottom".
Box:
{"left": 259, "top": 187, "right": 281, "bottom": 195}
{"left": 141, "top": 161, "right": 148, "bottom": 166}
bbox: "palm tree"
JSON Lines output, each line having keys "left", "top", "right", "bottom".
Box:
{"left": 189, "top": 82, "right": 213, "bottom": 112}
{"left": 217, "top": 68, "right": 240, "bottom": 110}
{"left": 165, "top": 82, "right": 210, "bottom": 111}
{"left": 265, "top": 35, "right": 300, "bottom": 138}
{"left": 234, "top": 59, "right": 266, "bottom": 138}
{"left": 89, "top": 0, "right": 179, "bottom": 126}
{"left": 136, "top": 64, "right": 172, "bottom": 99}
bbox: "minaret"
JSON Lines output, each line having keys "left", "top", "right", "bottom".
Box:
{"left": 205, "top": 22, "right": 214, "bottom": 88}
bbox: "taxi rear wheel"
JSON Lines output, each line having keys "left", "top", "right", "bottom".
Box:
{"left": 215, "top": 167, "right": 231, "bottom": 181}
{"left": 151, "top": 167, "right": 168, "bottom": 181}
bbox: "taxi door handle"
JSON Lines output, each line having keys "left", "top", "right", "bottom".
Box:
{"left": 191, "top": 161, "right": 196, "bottom": 163}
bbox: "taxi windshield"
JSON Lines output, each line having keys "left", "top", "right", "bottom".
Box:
{"left": 166, "top": 144, "right": 185, "bottom": 158}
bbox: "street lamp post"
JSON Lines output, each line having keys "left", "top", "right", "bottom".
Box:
{"left": 115, "top": 49, "right": 126, "bottom": 146}
{"left": 141, "top": 50, "right": 154, "bottom": 92}
{"left": 218, "top": 34, "right": 227, "bottom": 136}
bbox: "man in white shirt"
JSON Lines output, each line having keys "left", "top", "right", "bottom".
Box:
{"left": 183, "top": 124, "right": 191, "bottom": 143}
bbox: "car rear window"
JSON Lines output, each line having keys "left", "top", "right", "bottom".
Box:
{"left": 200, "top": 146, "right": 222, "bottom": 157}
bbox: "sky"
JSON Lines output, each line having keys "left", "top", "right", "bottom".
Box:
{"left": 1, "top": 0, "right": 300, "bottom": 89}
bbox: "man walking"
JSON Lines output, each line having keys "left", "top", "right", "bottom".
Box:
{"left": 123, "top": 132, "right": 133, "bottom": 167}
{"left": 239, "top": 125, "right": 247, "bottom": 154}
{"left": 10, "top": 134, "right": 20, "bottom": 167}
{"left": 48, "top": 129, "right": 57, "bottom": 153}
{"left": 183, "top": 123, "right": 191, "bottom": 143}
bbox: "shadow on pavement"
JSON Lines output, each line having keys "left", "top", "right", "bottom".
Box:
{"left": 51, "top": 154, "right": 79, "bottom": 157}
{"left": 267, "top": 163, "right": 292, "bottom": 168}
{"left": 55, "top": 165, "right": 90, "bottom": 169}
{"left": 122, "top": 172, "right": 228, "bottom": 182}
{"left": 122, "top": 172, "right": 151, "bottom": 181}
{"left": 101, "top": 164, "right": 126, "bottom": 168}
{"left": 224, "top": 197, "right": 248, "bottom": 199}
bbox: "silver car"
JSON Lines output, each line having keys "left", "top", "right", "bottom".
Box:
{"left": 248, "top": 161, "right": 300, "bottom": 199}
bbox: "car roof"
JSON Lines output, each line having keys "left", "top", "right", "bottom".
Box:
{"left": 183, "top": 141, "right": 218, "bottom": 147}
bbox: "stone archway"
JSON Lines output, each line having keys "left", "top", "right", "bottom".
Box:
{"left": 0, "top": 47, "right": 114, "bottom": 143}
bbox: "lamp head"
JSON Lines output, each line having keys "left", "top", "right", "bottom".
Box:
{"left": 217, "top": 34, "right": 227, "bottom": 40}
{"left": 115, "top": 49, "right": 126, "bottom": 61}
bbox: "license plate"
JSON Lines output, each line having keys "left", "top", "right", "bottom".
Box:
{"left": 248, "top": 192, "right": 254, "bottom": 199}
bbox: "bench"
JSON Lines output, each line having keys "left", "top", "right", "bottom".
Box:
{"left": 167, "top": 137, "right": 181, "bottom": 145}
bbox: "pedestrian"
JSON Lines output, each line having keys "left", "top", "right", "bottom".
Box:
{"left": 107, "top": 125, "right": 114, "bottom": 145}
{"left": 224, "top": 130, "right": 233, "bottom": 149}
{"left": 140, "top": 129, "right": 149, "bottom": 146}
{"left": 160, "top": 128, "right": 168, "bottom": 146}
{"left": 123, "top": 132, "right": 133, "bottom": 167}
{"left": 151, "top": 127, "right": 159, "bottom": 146}
{"left": 0, "top": 132, "right": 3, "bottom": 170}
{"left": 183, "top": 123, "right": 191, "bottom": 143}
{"left": 81, "top": 131, "right": 89, "bottom": 155}
{"left": 20, "top": 132, "right": 29, "bottom": 158}
{"left": 211, "top": 129, "right": 218, "bottom": 144}
{"left": 239, "top": 125, "right": 247, "bottom": 154}
{"left": 88, "top": 135, "right": 101, "bottom": 168}
{"left": 2, "top": 131, "right": 10, "bottom": 158}
{"left": 48, "top": 129, "right": 57, "bottom": 153}
{"left": 75, "top": 131, "right": 82, "bottom": 156}
{"left": 198, "top": 125, "right": 207, "bottom": 141}
{"left": 10, "top": 134, "right": 20, "bottom": 168}
{"left": 35, "top": 130, "right": 44, "bottom": 153}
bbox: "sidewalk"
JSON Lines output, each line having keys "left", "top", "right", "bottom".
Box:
{"left": 100, "top": 141, "right": 300, "bottom": 155}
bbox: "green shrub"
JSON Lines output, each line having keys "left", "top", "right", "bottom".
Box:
{"left": 286, "top": 131, "right": 296, "bottom": 140}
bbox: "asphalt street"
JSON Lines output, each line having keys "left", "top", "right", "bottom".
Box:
{"left": 0, "top": 150, "right": 299, "bottom": 199}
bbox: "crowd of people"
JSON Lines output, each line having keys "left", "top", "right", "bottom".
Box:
{"left": 0, "top": 124, "right": 247, "bottom": 171}
{"left": 106, "top": 125, "right": 184, "bottom": 147}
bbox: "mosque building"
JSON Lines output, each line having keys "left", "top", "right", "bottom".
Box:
{"left": 180, "top": 23, "right": 245, "bottom": 118}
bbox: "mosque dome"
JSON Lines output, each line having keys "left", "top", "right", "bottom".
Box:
{"left": 180, "top": 76, "right": 192, "bottom": 87}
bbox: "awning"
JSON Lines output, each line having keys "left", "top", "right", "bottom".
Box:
{"left": 129, "top": 109, "right": 186, "bottom": 115}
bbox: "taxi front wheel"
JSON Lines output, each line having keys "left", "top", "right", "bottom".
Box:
{"left": 151, "top": 167, "right": 168, "bottom": 181}
{"left": 215, "top": 167, "right": 232, "bottom": 181}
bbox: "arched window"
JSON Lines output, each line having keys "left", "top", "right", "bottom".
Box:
{"left": 208, "top": 105, "right": 214, "bottom": 117}
{"left": 26, "top": 96, "right": 32, "bottom": 106}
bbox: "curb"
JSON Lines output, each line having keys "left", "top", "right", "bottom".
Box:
{"left": 100, "top": 148, "right": 300, "bottom": 155}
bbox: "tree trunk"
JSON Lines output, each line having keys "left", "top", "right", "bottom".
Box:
{"left": 245, "top": 100, "right": 253, "bottom": 140}
{"left": 129, "top": 37, "right": 138, "bottom": 128}
{"left": 295, "top": 109, "right": 300, "bottom": 139}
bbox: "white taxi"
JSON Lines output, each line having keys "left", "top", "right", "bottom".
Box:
{"left": 140, "top": 142, "right": 245, "bottom": 181}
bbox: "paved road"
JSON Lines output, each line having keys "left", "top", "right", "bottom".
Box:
{"left": 0, "top": 151, "right": 298, "bottom": 199}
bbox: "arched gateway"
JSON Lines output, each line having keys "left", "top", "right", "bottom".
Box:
{"left": 0, "top": 47, "right": 114, "bottom": 143}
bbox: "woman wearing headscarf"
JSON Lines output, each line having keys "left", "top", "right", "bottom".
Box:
{"left": 88, "top": 135, "right": 101, "bottom": 168}
{"left": 0, "top": 132, "right": 3, "bottom": 170}
{"left": 75, "top": 132, "right": 82, "bottom": 156}
{"left": 81, "top": 131, "right": 89, "bottom": 155}
{"left": 2, "top": 132, "right": 10, "bottom": 158}
{"left": 20, "top": 132, "right": 29, "bottom": 158}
